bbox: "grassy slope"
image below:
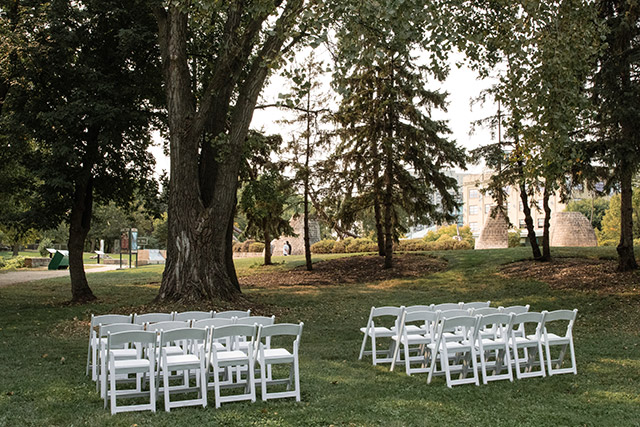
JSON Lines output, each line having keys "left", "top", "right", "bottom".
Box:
{"left": 0, "top": 247, "right": 639, "bottom": 426}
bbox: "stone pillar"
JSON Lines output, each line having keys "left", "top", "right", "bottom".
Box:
{"left": 475, "top": 207, "right": 509, "bottom": 250}
{"left": 549, "top": 212, "right": 597, "bottom": 247}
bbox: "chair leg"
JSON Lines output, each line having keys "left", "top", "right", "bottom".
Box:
{"left": 149, "top": 365, "right": 156, "bottom": 413}
{"left": 371, "top": 334, "right": 377, "bottom": 365}
{"left": 213, "top": 365, "right": 221, "bottom": 408}
{"left": 261, "top": 360, "right": 267, "bottom": 401}
{"left": 569, "top": 340, "right": 577, "bottom": 374}
{"left": 359, "top": 331, "right": 368, "bottom": 360}
{"left": 294, "top": 358, "right": 301, "bottom": 402}
{"left": 163, "top": 365, "right": 170, "bottom": 412}
{"left": 442, "top": 348, "right": 452, "bottom": 388}
{"left": 110, "top": 367, "right": 117, "bottom": 415}
{"left": 545, "top": 341, "right": 553, "bottom": 375}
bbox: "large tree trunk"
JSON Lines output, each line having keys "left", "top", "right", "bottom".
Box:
{"left": 383, "top": 153, "right": 394, "bottom": 269}
{"left": 303, "top": 96, "right": 312, "bottom": 271}
{"left": 11, "top": 240, "right": 19, "bottom": 257}
{"left": 540, "top": 185, "right": 551, "bottom": 262}
{"left": 519, "top": 182, "right": 542, "bottom": 260}
{"left": 374, "top": 196, "right": 385, "bottom": 256}
{"left": 68, "top": 175, "right": 96, "bottom": 302}
{"left": 264, "top": 225, "right": 272, "bottom": 266}
{"left": 617, "top": 165, "right": 638, "bottom": 271}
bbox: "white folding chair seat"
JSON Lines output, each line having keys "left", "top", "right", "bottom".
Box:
{"left": 462, "top": 301, "right": 491, "bottom": 310}
{"left": 476, "top": 313, "right": 514, "bottom": 384}
{"left": 86, "top": 314, "right": 132, "bottom": 381}
{"left": 158, "top": 328, "right": 208, "bottom": 412}
{"left": 255, "top": 323, "right": 303, "bottom": 402}
{"left": 133, "top": 313, "right": 173, "bottom": 325}
{"left": 541, "top": 309, "right": 577, "bottom": 375}
{"left": 359, "top": 306, "right": 403, "bottom": 365}
{"left": 214, "top": 309, "right": 251, "bottom": 319}
{"left": 510, "top": 311, "right": 547, "bottom": 379}
{"left": 103, "top": 330, "right": 157, "bottom": 414}
{"left": 209, "top": 324, "right": 257, "bottom": 407}
{"left": 173, "top": 311, "right": 214, "bottom": 322}
{"left": 427, "top": 315, "right": 480, "bottom": 387}
{"left": 391, "top": 310, "right": 439, "bottom": 375}
{"left": 97, "top": 323, "right": 143, "bottom": 398}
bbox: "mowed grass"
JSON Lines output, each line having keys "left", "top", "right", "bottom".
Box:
{"left": 0, "top": 247, "right": 639, "bottom": 426}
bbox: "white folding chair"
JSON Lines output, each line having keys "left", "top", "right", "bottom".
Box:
{"left": 133, "top": 313, "right": 173, "bottom": 325}
{"left": 500, "top": 305, "right": 530, "bottom": 338}
{"left": 147, "top": 321, "right": 192, "bottom": 388}
{"left": 462, "top": 301, "right": 491, "bottom": 310}
{"left": 209, "top": 324, "right": 257, "bottom": 408}
{"left": 215, "top": 309, "right": 251, "bottom": 319}
{"left": 433, "top": 303, "right": 463, "bottom": 311}
{"left": 403, "top": 305, "right": 434, "bottom": 335}
{"left": 103, "top": 330, "right": 157, "bottom": 414}
{"left": 358, "top": 306, "right": 404, "bottom": 365}
{"left": 427, "top": 315, "right": 480, "bottom": 387}
{"left": 97, "top": 323, "right": 144, "bottom": 398}
{"left": 158, "top": 328, "right": 208, "bottom": 411}
{"left": 173, "top": 311, "right": 214, "bottom": 322}
{"left": 510, "top": 311, "right": 547, "bottom": 379}
{"left": 193, "top": 318, "right": 235, "bottom": 375}
{"left": 390, "top": 310, "right": 439, "bottom": 375}
{"left": 255, "top": 323, "right": 304, "bottom": 402}
{"left": 542, "top": 309, "right": 578, "bottom": 376}
{"left": 472, "top": 308, "right": 502, "bottom": 338}
{"left": 86, "top": 314, "right": 132, "bottom": 381}
{"left": 438, "top": 309, "right": 471, "bottom": 342}
{"left": 476, "top": 313, "right": 514, "bottom": 384}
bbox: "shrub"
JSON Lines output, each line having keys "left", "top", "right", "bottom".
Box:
{"left": 248, "top": 242, "right": 265, "bottom": 252}
{"left": 424, "top": 224, "right": 474, "bottom": 247}
{"left": 599, "top": 238, "right": 618, "bottom": 247}
{"left": 332, "top": 240, "right": 346, "bottom": 253}
{"left": 508, "top": 230, "right": 521, "bottom": 248}
{"left": 347, "top": 238, "right": 377, "bottom": 253}
{"left": 232, "top": 242, "right": 244, "bottom": 252}
{"left": 241, "top": 240, "right": 256, "bottom": 252}
{"left": 38, "top": 238, "right": 53, "bottom": 257}
{"left": 397, "top": 239, "right": 430, "bottom": 251}
{"left": 310, "top": 239, "right": 335, "bottom": 254}
{"left": 0, "top": 256, "right": 26, "bottom": 271}
{"left": 0, "top": 258, "right": 5, "bottom": 268}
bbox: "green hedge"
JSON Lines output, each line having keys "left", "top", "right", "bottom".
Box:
{"left": 0, "top": 256, "right": 26, "bottom": 271}
{"left": 311, "top": 237, "right": 472, "bottom": 254}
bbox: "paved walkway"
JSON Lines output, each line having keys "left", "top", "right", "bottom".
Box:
{"left": 0, "top": 264, "right": 121, "bottom": 288}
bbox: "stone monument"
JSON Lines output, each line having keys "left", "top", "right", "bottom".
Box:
{"left": 271, "top": 215, "right": 321, "bottom": 256}
{"left": 474, "top": 207, "right": 509, "bottom": 250}
{"left": 549, "top": 211, "right": 598, "bottom": 247}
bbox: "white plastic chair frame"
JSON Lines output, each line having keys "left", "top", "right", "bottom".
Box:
{"left": 133, "top": 312, "right": 173, "bottom": 325}
{"left": 173, "top": 311, "right": 214, "bottom": 322}
{"left": 391, "top": 310, "right": 439, "bottom": 375}
{"left": 359, "top": 306, "right": 404, "bottom": 365}
{"left": 542, "top": 309, "right": 578, "bottom": 376}
{"left": 510, "top": 311, "right": 547, "bottom": 379}
{"left": 476, "top": 313, "right": 514, "bottom": 384}
{"left": 158, "top": 328, "right": 208, "bottom": 412}
{"left": 462, "top": 301, "right": 491, "bottom": 310}
{"left": 209, "top": 324, "right": 257, "bottom": 408}
{"left": 427, "top": 315, "right": 480, "bottom": 387}
{"left": 97, "top": 323, "right": 143, "bottom": 398}
{"left": 147, "top": 320, "right": 192, "bottom": 390}
{"left": 433, "top": 303, "right": 463, "bottom": 311}
{"left": 214, "top": 309, "right": 251, "bottom": 319}
{"left": 104, "top": 330, "right": 157, "bottom": 415}
{"left": 255, "top": 323, "right": 304, "bottom": 402}
{"left": 86, "top": 314, "right": 132, "bottom": 381}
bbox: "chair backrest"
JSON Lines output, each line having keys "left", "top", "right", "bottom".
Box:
{"left": 160, "top": 327, "right": 207, "bottom": 347}
{"left": 99, "top": 322, "right": 143, "bottom": 338}
{"left": 214, "top": 309, "right": 251, "bottom": 319}
{"left": 543, "top": 309, "right": 577, "bottom": 337}
{"left": 370, "top": 306, "right": 403, "bottom": 317}
{"left": 133, "top": 312, "right": 173, "bottom": 324}
{"left": 108, "top": 330, "right": 157, "bottom": 348}
{"left": 211, "top": 324, "right": 257, "bottom": 340}
{"left": 472, "top": 307, "right": 501, "bottom": 316}
{"left": 462, "top": 301, "right": 491, "bottom": 310}
{"left": 511, "top": 311, "right": 546, "bottom": 337}
{"left": 146, "top": 320, "right": 191, "bottom": 332}
{"left": 257, "top": 322, "right": 304, "bottom": 339}
{"left": 437, "top": 315, "right": 479, "bottom": 344}
{"left": 500, "top": 305, "right": 530, "bottom": 315}
{"left": 400, "top": 310, "right": 440, "bottom": 338}
{"left": 433, "top": 303, "right": 462, "bottom": 311}
{"left": 173, "top": 311, "right": 214, "bottom": 321}
{"left": 406, "top": 305, "right": 434, "bottom": 313}
{"left": 477, "top": 313, "right": 513, "bottom": 338}
{"left": 438, "top": 309, "right": 470, "bottom": 319}
{"left": 91, "top": 314, "right": 132, "bottom": 328}
{"left": 192, "top": 318, "right": 235, "bottom": 329}
{"left": 234, "top": 315, "right": 276, "bottom": 327}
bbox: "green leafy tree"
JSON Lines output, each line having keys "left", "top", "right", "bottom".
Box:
{"left": 597, "top": 190, "right": 640, "bottom": 244}
{"left": 239, "top": 171, "right": 295, "bottom": 265}
{"left": 566, "top": 197, "right": 610, "bottom": 231}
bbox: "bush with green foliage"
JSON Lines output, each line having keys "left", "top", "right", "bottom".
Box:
{"left": 310, "top": 239, "right": 335, "bottom": 254}
{"left": 566, "top": 198, "right": 610, "bottom": 231}
{"left": 346, "top": 238, "right": 377, "bottom": 253}
{"left": 508, "top": 230, "right": 522, "bottom": 248}
{"left": 596, "top": 191, "right": 640, "bottom": 245}
{"left": 38, "top": 238, "right": 53, "bottom": 256}
{"left": 0, "top": 256, "right": 26, "bottom": 271}
{"left": 248, "top": 242, "right": 265, "bottom": 252}
{"left": 424, "top": 224, "right": 474, "bottom": 246}
{"left": 332, "top": 240, "right": 346, "bottom": 253}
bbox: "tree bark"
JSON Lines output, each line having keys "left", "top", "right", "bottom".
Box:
{"left": 617, "top": 165, "right": 638, "bottom": 271}
{"left": 11, "top": 239, "right": 19, "bottom": 257}
{"left": 303, "top": 91, "right": 312, "bottom": 271}
{"left": 519, "top": 182, "right": 542, "bottom": 260}
{"left": 264, "top": 224, "right": 272, "bottom": 266}
{"left": 68, "top": 174, "right": 96, "bottom": 302}
{"left": 383, "top": 59, "right": 395, "bottom": 269}
{"left": 374, "top": 196, "right": 385, "bottom": 256}
{"left": 540, "top": 185, "right": 551, "bottom": 262}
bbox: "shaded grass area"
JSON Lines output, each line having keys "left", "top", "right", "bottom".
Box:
{"left": 1, "top": 247, "right": 639, "bottom": 426}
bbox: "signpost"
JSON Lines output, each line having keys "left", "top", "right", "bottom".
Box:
{"left": 119, "top": 228, "right": 138, "bottom": 269}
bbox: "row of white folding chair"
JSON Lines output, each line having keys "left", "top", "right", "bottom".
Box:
{"left": 358, "top": 302, "right": 491, "bottom": 365}
{"left": 87, "top": 310, "right": 252, "bottom": 381}
{"left": 95, "top": 316, "right": 272, "bottom": 399}
{"left": 389, "top": 309, "right": 577, "bottom": 387}
{"left": 102, "top": 322, "right": 303, "bottom": 414}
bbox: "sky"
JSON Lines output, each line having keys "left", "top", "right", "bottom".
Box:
{"left": 148, "top": 54, "right": 497, "bottom": 177}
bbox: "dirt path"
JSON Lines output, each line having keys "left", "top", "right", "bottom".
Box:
{"left": 0, "top": 264, "right": 121, "bottom": 288}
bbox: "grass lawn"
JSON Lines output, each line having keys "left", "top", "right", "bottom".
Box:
{"left": 0, "top": 247, "right": 639, "bottom": 426}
